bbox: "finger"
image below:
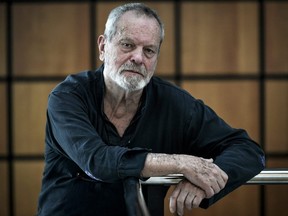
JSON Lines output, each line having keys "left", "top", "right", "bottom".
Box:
{"left": 176, "top": 189, "right": 189, "bottom": 216}
{"left": 169, "top": 185, "right": 181, "bottom": 214}
{"left": 211, "top": 183, "right": 221, "bottom": 195}
{"left": 184, "top": 193, "right": 195, "bottom": 210}
{"left": 212, "top": 163, "right": 228, "bottom": 181}
{"left": 192, "top": 195, "right": 203, "bottom": 208}
{"left": 206, "top": 165, "right": 227, "bottom": 194}
{"left": 221, "top": 169, "right": 229, "bottom": 183}
{"left": 208, "top": 178, "right": 222, "bottom": 195}
{"left": 214, "top": 165, "right": 229, "bottom": 190}
{"left": 203, "top": 185, "right": 214, "bottom": 198}
{"left": 216, "top": 174, "right": 226, "bottom": 192}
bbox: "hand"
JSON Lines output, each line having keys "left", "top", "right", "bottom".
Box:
{"left": 177, "top": 155, "right": 228, "bottom": 198}
{"left": 169, "top": 180, "right": 205, "bottom": 216}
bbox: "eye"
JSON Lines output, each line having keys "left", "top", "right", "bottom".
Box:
{"left": 121, "top": 42, "right": 134, "bottom": 49}
{"left": 144, "top": 48, "right": 157, "bottom": 58}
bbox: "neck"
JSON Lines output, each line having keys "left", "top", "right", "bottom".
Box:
{"left": 103, "top": 81, "right": 143, "bottom": 118}
{"left": 103, "top": 84, "right": 143, "bottom": 137}
{"left": 105, "top": 87, "right": 142, "bottom": 109}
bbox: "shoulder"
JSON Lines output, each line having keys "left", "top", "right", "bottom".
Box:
{"left": 146, "top": 76, "right": 209, "bottom": 117}
{"left": 146, "top": 77, "right": 212, "bottom": 126}
{"left": 52, "top": 65, "right": 104, "bottom": 94}
{"left": 149, "top": 76, "right": 199, "bottom": 104}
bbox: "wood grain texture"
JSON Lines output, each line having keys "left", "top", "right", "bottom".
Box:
{"left": 181, "top": 2, "right": 259, "bottom": 74}
{"left": 13, "top": 82, "right": 57, "bottom": 154}
{"left": 0, "top": 4, "right": 6, "bottom": 76}
{"left": 12, "top": 3, "right": 91, "bottom": 76}
{"left": 265, "top": 81, "right": 288, "bottom": 153}
{"left": 265, "top": 2, "right": 288, "bottom": 74}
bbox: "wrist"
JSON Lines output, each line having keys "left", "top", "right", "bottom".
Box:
{"left": 172, "top": 154, "right": 186, "bottom": 174}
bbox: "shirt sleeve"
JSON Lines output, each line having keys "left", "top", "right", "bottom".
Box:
{"left": 184, "top": 99, "right": 265, "bottom": 208}
{"left": 46, "top": 90, "right": 149, "bottom": 182}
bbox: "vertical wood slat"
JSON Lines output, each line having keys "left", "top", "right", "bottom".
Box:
{"left": 13, "top": 83, "right": 57, "bottom": 155}
{"left": 181, "top": 2, "right": 259, "bottom": 74}
{"left": 265, "top": 2, "right": 288, "bottom": 74}
{"left": 12, "top": 3, "right": 91, "bottom": 76}
{"left": 0, "top": 4, "right": 6, "bottom": 76}
{"left": 0, "top": 84, "right": 7, "bottom": 154}
{"left": 14, "top": 161, "right": 44, "bottom": 216}
{"left": 265, "top": 81, "right": 288, "bottom": 153}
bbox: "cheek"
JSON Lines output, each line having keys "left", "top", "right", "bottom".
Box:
{"left": 147, "top": 59, "right": 158, "bottom": 73}
{"left": 104, "top": 50, "right": 116, "bottom": 65}
{"left": 104, "top": 49, "right": 126, "bottom": 66}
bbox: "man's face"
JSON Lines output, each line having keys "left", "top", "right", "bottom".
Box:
{"left": 99, "top": 11, "right": 161, "bottom": 92}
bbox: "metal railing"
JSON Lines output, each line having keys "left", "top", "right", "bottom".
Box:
{"left": 135, "top": 168, "right": 288, "bottom": 216}
{"left": 141, "top": 168, "right": 288, "bottom": 186}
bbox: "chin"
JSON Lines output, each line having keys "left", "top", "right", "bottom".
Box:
{"left": 124, "top": 82, "right": 147, "bottom": 92}
{"left": 120, "top": 78, "right": 148, "bottom": 92}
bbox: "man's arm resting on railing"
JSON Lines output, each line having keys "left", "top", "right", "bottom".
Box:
{"left": 141, "top": 153, "right": 228, "bottom": 197}
{"left": 140, "top": 153, "right": 228, "bottom": 215}
{"left": 140, "top": 146, "right": 265, "bottom": 215}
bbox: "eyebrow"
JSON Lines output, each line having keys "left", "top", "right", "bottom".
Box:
{"left": 119, "top": 38, "right": 159, "bottom": 50}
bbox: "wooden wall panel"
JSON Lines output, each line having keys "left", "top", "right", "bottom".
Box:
{"left": 1, "top": 2, "right": 287, "bottom": 216}
{"left": 265, "top": 81, "right": 288, "bottom": 153}
{"left": 164, "top": 185, "right": 260, "bottom": 216}
{"left": 0, "top": 84, "right": 7, "bottom": 154}
{"left": 0, "top": 4, "right": 6, "bottom": 76}
{"left": 13, "top": 82, "right": 57, "bottom": 155}
{"left": 265, "top": 159, "right": 288, "bottom": 216}
{"left": 267, "top": 158, "right": 288, "bottom": 168}
{"left": 0, "top": 162, "right": 9, "bottom": 216}
{"left": 12, "top": 3, "right": 90, "bottom": 76}
{"left": 96, "top": 2, "right": 175, "bottom": 75}
{"left": 181, "top": 2, "right": 258, "bottom": 74}
{"left": 182, "top": 81, "right": 260, "bottom": 142}
{"left": 14, "top": 161, "right": 44, "bottom": 216}
{"left": 266, "top": 184, "right": 288, "bottom": 216}
{"left": 265, "top": 2, "right": 288, "bottom": 74}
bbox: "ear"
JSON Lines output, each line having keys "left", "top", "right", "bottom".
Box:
{"left": 97, "top": 35, "right": 106, "bottom": 61}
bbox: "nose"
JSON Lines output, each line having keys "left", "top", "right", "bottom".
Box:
{"left": 130, "top": 47, "right": 144, "bottom": 65}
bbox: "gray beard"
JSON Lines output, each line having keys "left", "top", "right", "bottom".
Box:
{"left": 116, "top": 75, "right": 147, "bottom": 91}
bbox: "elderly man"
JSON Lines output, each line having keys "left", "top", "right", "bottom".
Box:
{"left": 37, "top": 3, "right": 265, "bottom": 216}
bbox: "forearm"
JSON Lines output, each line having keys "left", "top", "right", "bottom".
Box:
{"left": 141, "top": 153, "right": 228, "bottom": 198}
{"left": 141, "top": 153, "right": 182, "bottom": 177}
{"left": 141, "top": 153, "right": 213, "bottom": 178}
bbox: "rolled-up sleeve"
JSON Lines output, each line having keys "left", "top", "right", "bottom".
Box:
{"left": 47, "top": 90, "right": 149, "bottom": 182}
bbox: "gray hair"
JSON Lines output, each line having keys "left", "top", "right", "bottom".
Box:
{"left": 104, "top": 3, "right": 165, "bottom": 44}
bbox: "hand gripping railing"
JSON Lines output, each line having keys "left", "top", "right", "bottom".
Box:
{"left": 133, "top": 169, "right": 288, "bottom": 216}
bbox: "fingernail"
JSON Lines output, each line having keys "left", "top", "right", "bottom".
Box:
{"left": 169, "top": 198, "right": 174, "bottom": 213}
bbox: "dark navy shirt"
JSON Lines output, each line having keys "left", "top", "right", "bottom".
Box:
{"left": 37, "top": 64, "right": 265, "bottom": 216}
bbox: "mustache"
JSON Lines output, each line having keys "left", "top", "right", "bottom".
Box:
{"left": 119, "top": 63, "right": 147, "bottom": 75}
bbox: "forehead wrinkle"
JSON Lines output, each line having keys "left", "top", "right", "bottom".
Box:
{"left": 116, "top": 24, "right": 161, "bottom": 48}
{"left": 114, "top": 12, "right": 161, "bottom": 44}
